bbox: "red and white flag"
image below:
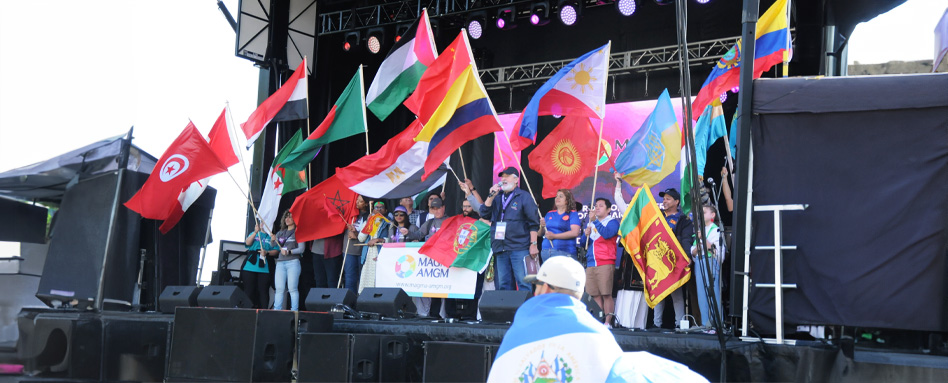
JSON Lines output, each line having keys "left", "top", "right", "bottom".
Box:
{"left": 241, "top": 59, "right": 309, "bottom": 148}
{"left": 207, "top": 106, "right": 240, "bottom": 168}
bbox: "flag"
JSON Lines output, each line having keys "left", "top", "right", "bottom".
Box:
{"left": 527, "top": 115, "right": 600, "bottom": 198}
{"left": 208, "top": 107, "right": 240, "bottom": 168}
{"left": 935, "top": 7, "right": 948, "bottom": 71}
{"left": 158, "top": 178, "right": 208, "bottom": 234}
{"left": 618, "top": 184, "right": 691, "bottom": 308}
{"left": 511, "top": 42, "right": 611, "bottom": 151}
{"left": 241, "top": 59, "right": 309, "bottom": 147}
{"left": 614, "top": 89, "right": 681, "bottom": 187}
{"left": 257, "top": 129, "right": 307, "bottom": 230}
{"left": 335, "top": 119, "right": 449, "bottom": 198}
{"left": 729, "top": 108, "right": 740, "bottom": 158}
{"left": 366, "top": 9, "right": 438, "bottom": 121}
{"left": 360, "top": 213, "right": 391, "bottom": 236}
{"left": 693, "top": 100, "right": 727, "bottom": 176}
{"left": 403, "top": 32, "right": 473, "bottom": 125}
{"left": 418, "top": 215, "right": 492, "bottom": 272}
{"left": 283, "top": 67, "right": 368, "bottom": 171}
{"left": 125, "top": 122, "right": 229, "bottom": 224}
{"left": 414, "top": 42, "right": 503, "bottom": 179}
{"left": 289, "top": 175, "right": 358, "bottom": 242}
{"left": 691, "top": 0, "right": 791, "bottom": 118}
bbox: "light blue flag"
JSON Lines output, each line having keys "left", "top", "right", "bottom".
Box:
{"left": 606, "top": 352, "right": 710, "bottom": 382}
{"left": 729, "top": 108, "right": 740, "bottom": 158}
{"left": 694, "top": 101, "right": 728, "bottom": 176}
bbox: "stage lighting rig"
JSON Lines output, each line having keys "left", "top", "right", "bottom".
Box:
{"left": 616, "top": 0, "right": 637, "bottom": 16}
{"left": 654, "top": 0, "right": 673, "bottom": 5}
{"left": 696, "top": 0, "right": 712, "bottom": 4}
{"left": 530, "top": 2, "right": 551, "bottom": 26}
{"left": 467, "top": 12, "right": 486, "bottom": 39}
{"left": 394, "top": 23, "right": 410, "bottom": 42}
{"left": 366, "top": 28, "right": 384, "bottom": 54}
{"left": 557, "top": 0, "right": 581, "bottom": 26}
{"left": 496, "top": 6, "right": 517, "bottom": 30}
{"left": 343, "top": 31, "right": 360, "bottom": 52}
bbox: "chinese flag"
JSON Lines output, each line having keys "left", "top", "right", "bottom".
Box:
{"left": 527, "top": 115, "right": 600, "bottom": 198}
{"left": 125, "top": 122, "right": 229, "bottom": 223}
{"left": 290, "top": 175, "right": 358, "bottom": 242}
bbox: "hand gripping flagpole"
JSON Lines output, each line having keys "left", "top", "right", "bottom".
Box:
{"left": 584, "top": 117, "right": 607, "bottom": 250}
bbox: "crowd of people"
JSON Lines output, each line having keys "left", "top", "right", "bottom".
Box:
{"left": 236, "top": 165, "right": 728, "bottom": 330}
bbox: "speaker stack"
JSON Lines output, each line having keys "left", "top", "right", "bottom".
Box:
{"left": 297, "top": 333, "right": 412, "bottom": 383}
{"left": 478, "top": 290, "right": 531, "bottom": 323}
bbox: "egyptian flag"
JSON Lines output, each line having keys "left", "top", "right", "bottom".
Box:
{"left": 528, "top": 115, "right": 600, "bottom": 198}
{"left": 365, "top": 8, "right": 437, "bottom": 121}
{"left": 335, "top": 119, "right": 448, "bottom": 199}
{"left": 241, "top": 59, "right": 309, "bottom": 148}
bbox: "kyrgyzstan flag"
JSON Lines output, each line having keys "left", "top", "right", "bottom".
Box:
{"left": 527, "top": 115, "right": 600, "bottom": 198}
{"left": 282, "top": 66, "right": 368, "bottom": 171}
{"left": 289, "top": 175, "right": 358, "bottom": 243}
{"left": 125, "top": 122, "right": 229, "bottom": 226}
{"left": 365, "top": 8, "right": 437, "bottom": 121}
{"left": 418, "top": 215, "right": 492, "bottom": 273}
{"left": 617, "top": 184, "right": 691, "bottom": 308}
{"left": 335, "top": 119, "right": 448, "bottom": 199}
{"left": 241, "top": 59, "right": 309, "bottom": 148}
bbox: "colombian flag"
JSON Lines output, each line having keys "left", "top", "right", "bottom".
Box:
{"left": 691, "top": 0, "right": 791, "bottom": 118}
{"left": 414, "top": 34, "right": 502, "bottom": 179}
{"left": 618, "top": 184, "right": 691, "bottom": 308}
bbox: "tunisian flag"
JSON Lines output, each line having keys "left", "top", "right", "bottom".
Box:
{"left": 125, "top": 122, "right": 229, "bottom": 226}
{"left": 527, "top": 115, "right": 600, "bottom": 198}
{"left": 289, "top": 175, "right": 358, "bottom": 242}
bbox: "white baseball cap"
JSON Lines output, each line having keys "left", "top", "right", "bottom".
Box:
{"left": 523, "top": 256, "right": 585, "bottom": 291}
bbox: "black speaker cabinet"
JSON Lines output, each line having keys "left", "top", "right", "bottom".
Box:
{"left": 159, "top": 285, "right": 203, "bottom": 313}
{"left": 423, "top": 341, "right": 498, "bottom": 382}
{"left": 166, "top": 307, "right": 295, "bottom": 382}
{"left": 101, "top": 315, "right": 173, "bottom": 382}
{"left": 356, "top": 288, "right": 416, "bottom": 318}
{"left": 21, "top": 313, "right": 102, "bottom": 379}
{"left": 305, "top": 288, "right": 357, "bottom": 313}
{"left": 297, "top": 312, "right": 334, "bottom": 334}
{"left": 197, "top": 285, "right": 252, "bottom": 308}
{"left": 297, "top": 333, "right": 410, "bottom": 383}
{"left": 479, "top": 290, "right": 531, "bottom": 323}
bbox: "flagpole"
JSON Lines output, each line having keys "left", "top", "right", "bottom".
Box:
{"left": 494, "top": 135, "right": 508, "bottom": 168}
{"left": 304, "top": 57, "right": 313, "bottom": 187}
{"left": 584, "top": 117, "right": 606, "bottom": 249}
{"left": 456, "top": 149, "right": 469, "bottom": 180}
{"left": 359, "top": 65, "right": 370, "bottom": 156}
{"left": 499, "top": 129, "right": 542, "bottom": 212}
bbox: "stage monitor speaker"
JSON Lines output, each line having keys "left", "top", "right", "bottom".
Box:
{"left": 101, "top": 315, "right": 172, "bottom": 382}
{"left": 159, "top": 285, "right": 203, "bottom": 313}
{"left": 21, "top": 313, "right": 102, "bottom": 379}
{"left": 479, "top": 290, "right": 531, "bottom": 323}
{"left": 167, "top": 307, "right": 295, "bottom": 382}
{"left": 297, "top": 333, "right": 410, "bottom": 383}
{"left": 197, "top": 285, "right": 252, "bottom": 308}
{"left": 423, "top": 341, "right": 496, "bottom": 382}
{"left": 297, "top": 312, "right": 334, "bottom": 334}
{"left": 581, "top": 292, "right": 605, "bottom": 323}
{"left": 305, "top": 288, "right": 356, "bottom": 313}
{"left": 356, "top": 288, "right": 416, "bottom": 318}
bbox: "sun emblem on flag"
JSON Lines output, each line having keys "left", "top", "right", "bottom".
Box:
{"left": 551, "top": 140, "right": 581, "bottom": 175}
{"left": 565, "top": 63, "right": 597, "bottom": 94}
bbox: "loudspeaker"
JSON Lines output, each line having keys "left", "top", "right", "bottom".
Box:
{"left": 159, "top": 285, "right": 203, "bottom": 313}
{"left": 305, "top": 288, "right": 357, "bottom": 313}
{"left": 356, "top": 288, "right": 416, "bottom": 318}
{"left": 101, "top": 315, "right": 172, "bottom": 382}
{"left": 166, "top": 308, "right": 295, "bottom": 382}
{"left": 581, "top": 292, "right": 605, "bottom": 323}
{"left": 22, "top": 313, "right": 102, "bottom": 379}
{"left": 423, "top": 341, "right": 497, "bottom": 382}
{"left": 479, "top": 290, "right": 531, "bottom": 323}
{"left": 297, "top": 333, "right": 350, "bottom": 382}
{"left": 197, "top": 285, "right": 252, "bottom": 308}
{"left": 297, "top": 333, "right": 411, "bottom": 383}
{"left": 297, "top": 312, "right": 334, "bottom": 334}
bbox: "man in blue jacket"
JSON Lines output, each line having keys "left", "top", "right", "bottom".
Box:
{"left": 480, "top": 167, "right": 540, "bottom": 292}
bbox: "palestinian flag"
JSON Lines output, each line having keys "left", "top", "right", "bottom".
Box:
{"left": 365, "top": 8, "right": 437, "bottom": 121}
{"left": 241, "top": 59, "right": 309, "bottom": 148}
{"left": 257, "top": 129, "right": 307, "bottom": 231}
{"left": 618, "top": 184, "right": 691, "bottom": 308}
{"left": 418, "top": 216, "right": 492, "bottom": 273}
{"left": 282, "top": 67, "right": 368, "bottom": 171}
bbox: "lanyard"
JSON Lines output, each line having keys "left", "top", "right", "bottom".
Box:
{"left": 499, "top": 192, "right": 515, "bottom": 221}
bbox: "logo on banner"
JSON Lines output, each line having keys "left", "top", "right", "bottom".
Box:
{"left": 395, "top": 254, "right": 417, "bottom": 278}
{"left": 160, "top": 154, "right": 190, "bottom": 182}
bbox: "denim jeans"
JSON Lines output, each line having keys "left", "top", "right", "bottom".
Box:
{"left": 274, "top": 259, "right": 301, "bottom": 311}
{"left": 540, "top": 248, "right": 574, "bottom": 263}
{"left": 694, "top": 256, "right": 722, "bottom": 327}
{"left": 495, "top": 249, "right": 531, "bottom": 291}
{"left": 343, "top": 254, "right": 362, "bottom": 293}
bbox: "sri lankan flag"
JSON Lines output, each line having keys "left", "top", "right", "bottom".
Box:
{"left": 361, "top": 213, "right": 391, "bottom": 237}
{"left": 618, "top": 183, "right": 691, "bottom": 308}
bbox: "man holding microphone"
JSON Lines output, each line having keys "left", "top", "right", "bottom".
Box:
{"left": 480, "top": 167, "right": 540, "bottom": 292}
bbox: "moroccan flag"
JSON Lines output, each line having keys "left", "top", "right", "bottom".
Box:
{"left": 241, "top": 59, "right": 309, "bottom": 147}
{"left": 614, "top": 89, "right": 681, "bottom": 187}
{"left": 414, "top": 55, "right": 502, "bottom": 179}
{"left": 618, "top": 184, "right": 691, "bottom": 308}
{"left": 361, "top": 213, "right": 391, "bottom": 236}
{"left": 691, "top": 0, "right": 790, "bottom": 118}
{"left": 528, "top": 115, "right": 600, "bottom": 198}
{"left": 403, "top": 32, "right": 473, "bottom": 125}
{"left": 282, "top": 67, "right": 368, "bottom": 171}
{"left": 418, "top": 215, "right": 492, "bottom": 272}
{"left": 125, "top": 122, "right": 229, "bottom": 224}
{"left": 257, "top": 129, "right": 307, "bottom": 231}
{"left": 289, "top": 175, "right": 357, "bottom": 243}
{"left": 512, "top": 42, "right": 611, "bottom": 151}
{"left": 365, "top": 8, "right": 437, "bottom": 121}
{"left": 335, "top": 119, "right": 448, "bottom": 199}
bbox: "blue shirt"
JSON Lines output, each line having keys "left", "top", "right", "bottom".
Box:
{"left": 244, "top": 232, "right": 278, "bottom": 273}
{"left": 543, "top": 210, "right": 580, "bottom": 255}
{"left": 664, "top": 211, "right": 681, "bottom": 230}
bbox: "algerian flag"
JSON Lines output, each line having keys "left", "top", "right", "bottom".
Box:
{"left": 257, "top": 129, "right": 307, "bottom": 230}
{"left": 365, "top": 8, "right": 438, "bottom": 121}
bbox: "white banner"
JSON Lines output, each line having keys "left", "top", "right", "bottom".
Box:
{"left": 375, "top": 243, "right": 476, "bottom": 299}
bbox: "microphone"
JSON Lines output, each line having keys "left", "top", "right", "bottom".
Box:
{"left": 488, "top": 182, "right": 502, "bottom": 197}
{"left": 708, "top": 177, "right": 716, "bottom": 186}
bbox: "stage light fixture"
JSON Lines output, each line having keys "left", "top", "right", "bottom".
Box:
{"left": 394, "top": 23, "right": 411, "bottom": 43}
{"left": 696, "top": 0, "right": 711, "bottom": 4}
{"left": 343, "top": 31, "right": 360, "bottom": 52}
{"left": 654, "top": 0, "right": 673, "bottom": 5}
{"left": 730, "top": 86, "right": 740, "bottom": 93}
{"left": 720, "top": 93, "right": 727, "bottom": 103}
{"left": 530, "top": 2, "right": 551, "bottom": 26}
{"left": 616, "top": 0, "right": 636, "bottom": 16}
{"left": 467, "top": 12, "right": 486, "bottom": 39}
{"left": 496, "top": 7, "right": 516, "bottom": 30}
{"left": 558, "top": 1, "right": 581, "bottom": 26}
{"left": 366, "top": 28, "right": 384, "bottom": 54}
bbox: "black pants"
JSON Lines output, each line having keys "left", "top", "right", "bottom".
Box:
{"left": 312, "top": 254, "right": 343, "bottom": 288}
{"left": 241, "top": 269, "right": 271, "bottom": 309}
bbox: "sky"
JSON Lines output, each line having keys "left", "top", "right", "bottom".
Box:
{"left": 0, "top": 0, "right": 945, "bottom": 284}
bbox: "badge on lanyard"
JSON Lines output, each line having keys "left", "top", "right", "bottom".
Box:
{"left": 495, "top": 222, "right": 507, "bottom": 240}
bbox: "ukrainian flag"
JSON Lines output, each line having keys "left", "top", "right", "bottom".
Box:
{"left": 415, "top": 64, "right": 501, "bottom": 179}
{"left": 614, "top": 89, "right": 681, "bottom": 187}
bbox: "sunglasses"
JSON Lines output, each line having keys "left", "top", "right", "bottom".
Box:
{"left": 394, "top": 213, "right": 407, "bottom": 217}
